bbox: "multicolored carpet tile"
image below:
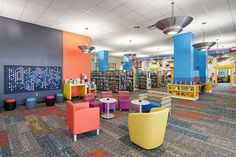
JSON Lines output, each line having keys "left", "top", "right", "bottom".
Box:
{"left": 0, "top": 87, "right": 236, "bottom": 157}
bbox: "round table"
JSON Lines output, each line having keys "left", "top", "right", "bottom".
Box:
{"left": 131, "top": 100, "right": 150, "bottom": 113}
{"left": 100, "top": 98, "right": 117, "bottom": 119}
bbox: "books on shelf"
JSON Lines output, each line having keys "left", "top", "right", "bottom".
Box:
{"left": 91, "top": 70, "right": 135, "bottom": 92}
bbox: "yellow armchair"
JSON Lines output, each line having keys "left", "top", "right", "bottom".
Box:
{"left": 128, "top": 107, "right": 169, "bottom": 149}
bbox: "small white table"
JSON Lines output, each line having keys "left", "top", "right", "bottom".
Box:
{"left": 100, "top": 98, "right": 117, "bottom": 119}
{"left": 131, "top": 100, "right": 150, "bottom": 113}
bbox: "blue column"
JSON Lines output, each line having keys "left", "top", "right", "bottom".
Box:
{"left": 123, "top": 56, "right": 132, "bottom": 70}
{"left": 194, "top": 48, "right": 208, "bottom": 83}
{"left": 174, "top": 32, "right": 194, "bottom": 83}
{"left": 98, "top": 50, "right": 108, "bottom": 71}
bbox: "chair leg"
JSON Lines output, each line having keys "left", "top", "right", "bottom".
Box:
{"left": 97, "top": 129, "right": 100, "bottom": 135}
{"left": 73, "top": 135, "right": 77, "bottom": 142}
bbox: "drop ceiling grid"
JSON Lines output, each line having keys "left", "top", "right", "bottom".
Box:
{"left": 0, "top": 0, "right": 235, "bottom": 56}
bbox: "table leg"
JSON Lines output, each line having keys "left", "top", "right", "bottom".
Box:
{"left": 101, "top": 102, "right": 115, "bottom": 119}
{"left": 107, "top": 103, "right": 109, "bottom": 116}
{"left": 139, "top": 105, "right": 142, "bottom": 113}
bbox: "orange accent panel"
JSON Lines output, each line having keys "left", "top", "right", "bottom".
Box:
{"left": 63, "top": 31, "right": 91, "bottom": 81}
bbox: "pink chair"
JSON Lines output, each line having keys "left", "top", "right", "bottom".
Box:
{"left": 118, "top": 91, "right": 132, "bottom": 111}
{"left": 83, "top": 93, "right": 104, "bottom": 112}
{"left": 101, "top": 91, "right": 116, "bottom": 111}
{"left": 66, "top": 101, "right": 100, "bottom": 141}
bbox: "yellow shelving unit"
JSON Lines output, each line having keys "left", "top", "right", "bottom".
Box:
{"left": 167, "top": 84, "right": 199, "bottom": 100}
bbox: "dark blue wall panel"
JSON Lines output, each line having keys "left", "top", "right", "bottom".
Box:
{"left": 0, "top": 17, "right": 63, "bottom": 107}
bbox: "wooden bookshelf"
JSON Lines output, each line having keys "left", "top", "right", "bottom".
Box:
{"left": 167, "top": 84, "right": 199, "bottom": 100}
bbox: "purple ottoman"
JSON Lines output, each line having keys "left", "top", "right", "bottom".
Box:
{"left": 90, "top": 101, "right": 105, "bottom": 113}
{"left": 119, "top": 99, "right": 131, "bottom": 110}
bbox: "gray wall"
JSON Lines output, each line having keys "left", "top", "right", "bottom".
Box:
{"left": 0, "top": 17, "right": 63, "bottom": 107}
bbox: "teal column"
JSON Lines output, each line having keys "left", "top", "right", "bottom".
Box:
{"left": 174, "top": 32, "right": 194, "bottom": 83}
{"left": 98, "top": 50, "right": 108, "bottom": 71}
{"left": 194, "top": 48, "right": 208, "bottom": 83}
{"left": 123, "top": 56, "right": 132, "bottom": 71}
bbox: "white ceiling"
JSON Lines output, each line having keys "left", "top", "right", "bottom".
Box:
{"left": 1, "top": 0, "right": 236, "bottom": 57}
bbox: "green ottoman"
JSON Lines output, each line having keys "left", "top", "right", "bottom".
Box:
{"left": 26, "top": 98, "right": 36, "bottom": 109}
{"left": 56, "top": 93, "right": 64, "bottom": 103}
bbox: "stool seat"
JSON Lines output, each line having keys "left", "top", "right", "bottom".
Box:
{"left": 26, "top": 98, "right": 36, "bottom": 102}
{"left": 5, "top": 99, "right": 16, "bottom": 103}
{"left": 4, "top": 98, "right": 16, "bottom": 111}
{"left": 56, "top": 93, "right": 63, "bottom": 97}
{"left": 47, "top": 95, "right": 55, "bottom": 99}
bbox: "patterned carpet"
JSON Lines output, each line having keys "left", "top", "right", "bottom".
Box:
{"left": 0, "top": 88, "right": 236, "bottom": 157}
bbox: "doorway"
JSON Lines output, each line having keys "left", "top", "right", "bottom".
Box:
{"left": 214, "top": 63, "right": 234, "bottom": 88}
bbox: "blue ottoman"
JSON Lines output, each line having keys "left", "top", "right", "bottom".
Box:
{"left": 26, "top": 98, "right": 36, "bottom": 109}
{"left": 56, "top": 93, "right": 64, "bottom": 103}
{"left": 142, "top": 101, "right": 161, "bottom": 112}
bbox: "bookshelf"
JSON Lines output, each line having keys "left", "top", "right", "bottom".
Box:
{"left": 167, "top": 84, "right": 199, "bottom": 100}
{"left": 91, "top": 70, "right": 135, "bottom": 92}
{"left": 138, "top": 71, "right": 147, "bottom": 89}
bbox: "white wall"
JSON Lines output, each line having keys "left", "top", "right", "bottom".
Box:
{"left": 90, "top": 54, "right": 122, "bottom": 71}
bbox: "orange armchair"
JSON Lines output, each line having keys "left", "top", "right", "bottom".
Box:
{"left": 66, "top": 101, "right": 100, "bottom": 141}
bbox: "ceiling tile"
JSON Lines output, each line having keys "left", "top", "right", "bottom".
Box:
{"left": 149, "top": 0, "right": 169, "bottom": 10}
{"left": 135, "top": 4, "right": 157, "bottom": 15}
{"left": 2, "top": 2, "right": 25, "bottom": 13}
{"left": 59, "top": 0, "right": 77, "bottom": 5}
{"left": 23, "top": 8, "right": 45, "bottom": 18}
{"left": 114, "top": 0, "right": 129, "bottom": 4}
{"left": 123, "top": 11, "right": 141, "bottom": 20}
{"left": 99, "top": 0, "right": 121, "bottom": 11}
{"left": 111, "top": 5, "right": 132, "bottom": 16}
{"left": 26, "top": 1, "right": 48, "bottom": 12}
{"left": 101, "top": 12, "right": 120, "bottom": 21}
{"left": 123, "top": 0, "right": 146, "bottom": 10}
{"left": 2, "top": 8, "right": 21, "bottom": 20}
{"left": 3, "top": 0, "right": 27, "bottom": 7}
{"left": 73, "top": 0, "right": 98, "bottom": 10}
{"left": 50, "top": 0, "right": 72, "bottom": 12}
{"left": 90, "top": 6, "right": 108, "bottom": 16}
{"left": 43, "top": 8, "right": 65, "bottom": 17}
{"left": 20, "top": 14, "right": 38, "bottom": 23}
{"left": 66, "top": 6, "right": 88, "bottom": 17}
{"left": 30, "top": 0, "right": 53, "bottom": 6}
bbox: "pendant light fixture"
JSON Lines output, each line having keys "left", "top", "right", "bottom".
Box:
{"left": 192, "top": 22, "right": 216, "bottom": 51}
{"left": 155, "top": 0, "right": 193, "bottom": 35}
{"left": 78, "top": 28, "right": 95, "bottom": 53}
{"left": 125, "top": 40, "right": 136, "bottom": 59}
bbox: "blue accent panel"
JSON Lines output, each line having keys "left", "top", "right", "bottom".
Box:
{"left": 142, "top": 101, "right": 161, "bottom": 111}
{"left": 174, "top": 32, "right": 194, "bottom": 82}
{"left": 194, "top": 48, "right": 207, "bottom": 83}
{"left": 98, "top": 50, "right": 108, "bottom": 71}
{"left": 123, "top": 56, "right": 132, "bottom": 71}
